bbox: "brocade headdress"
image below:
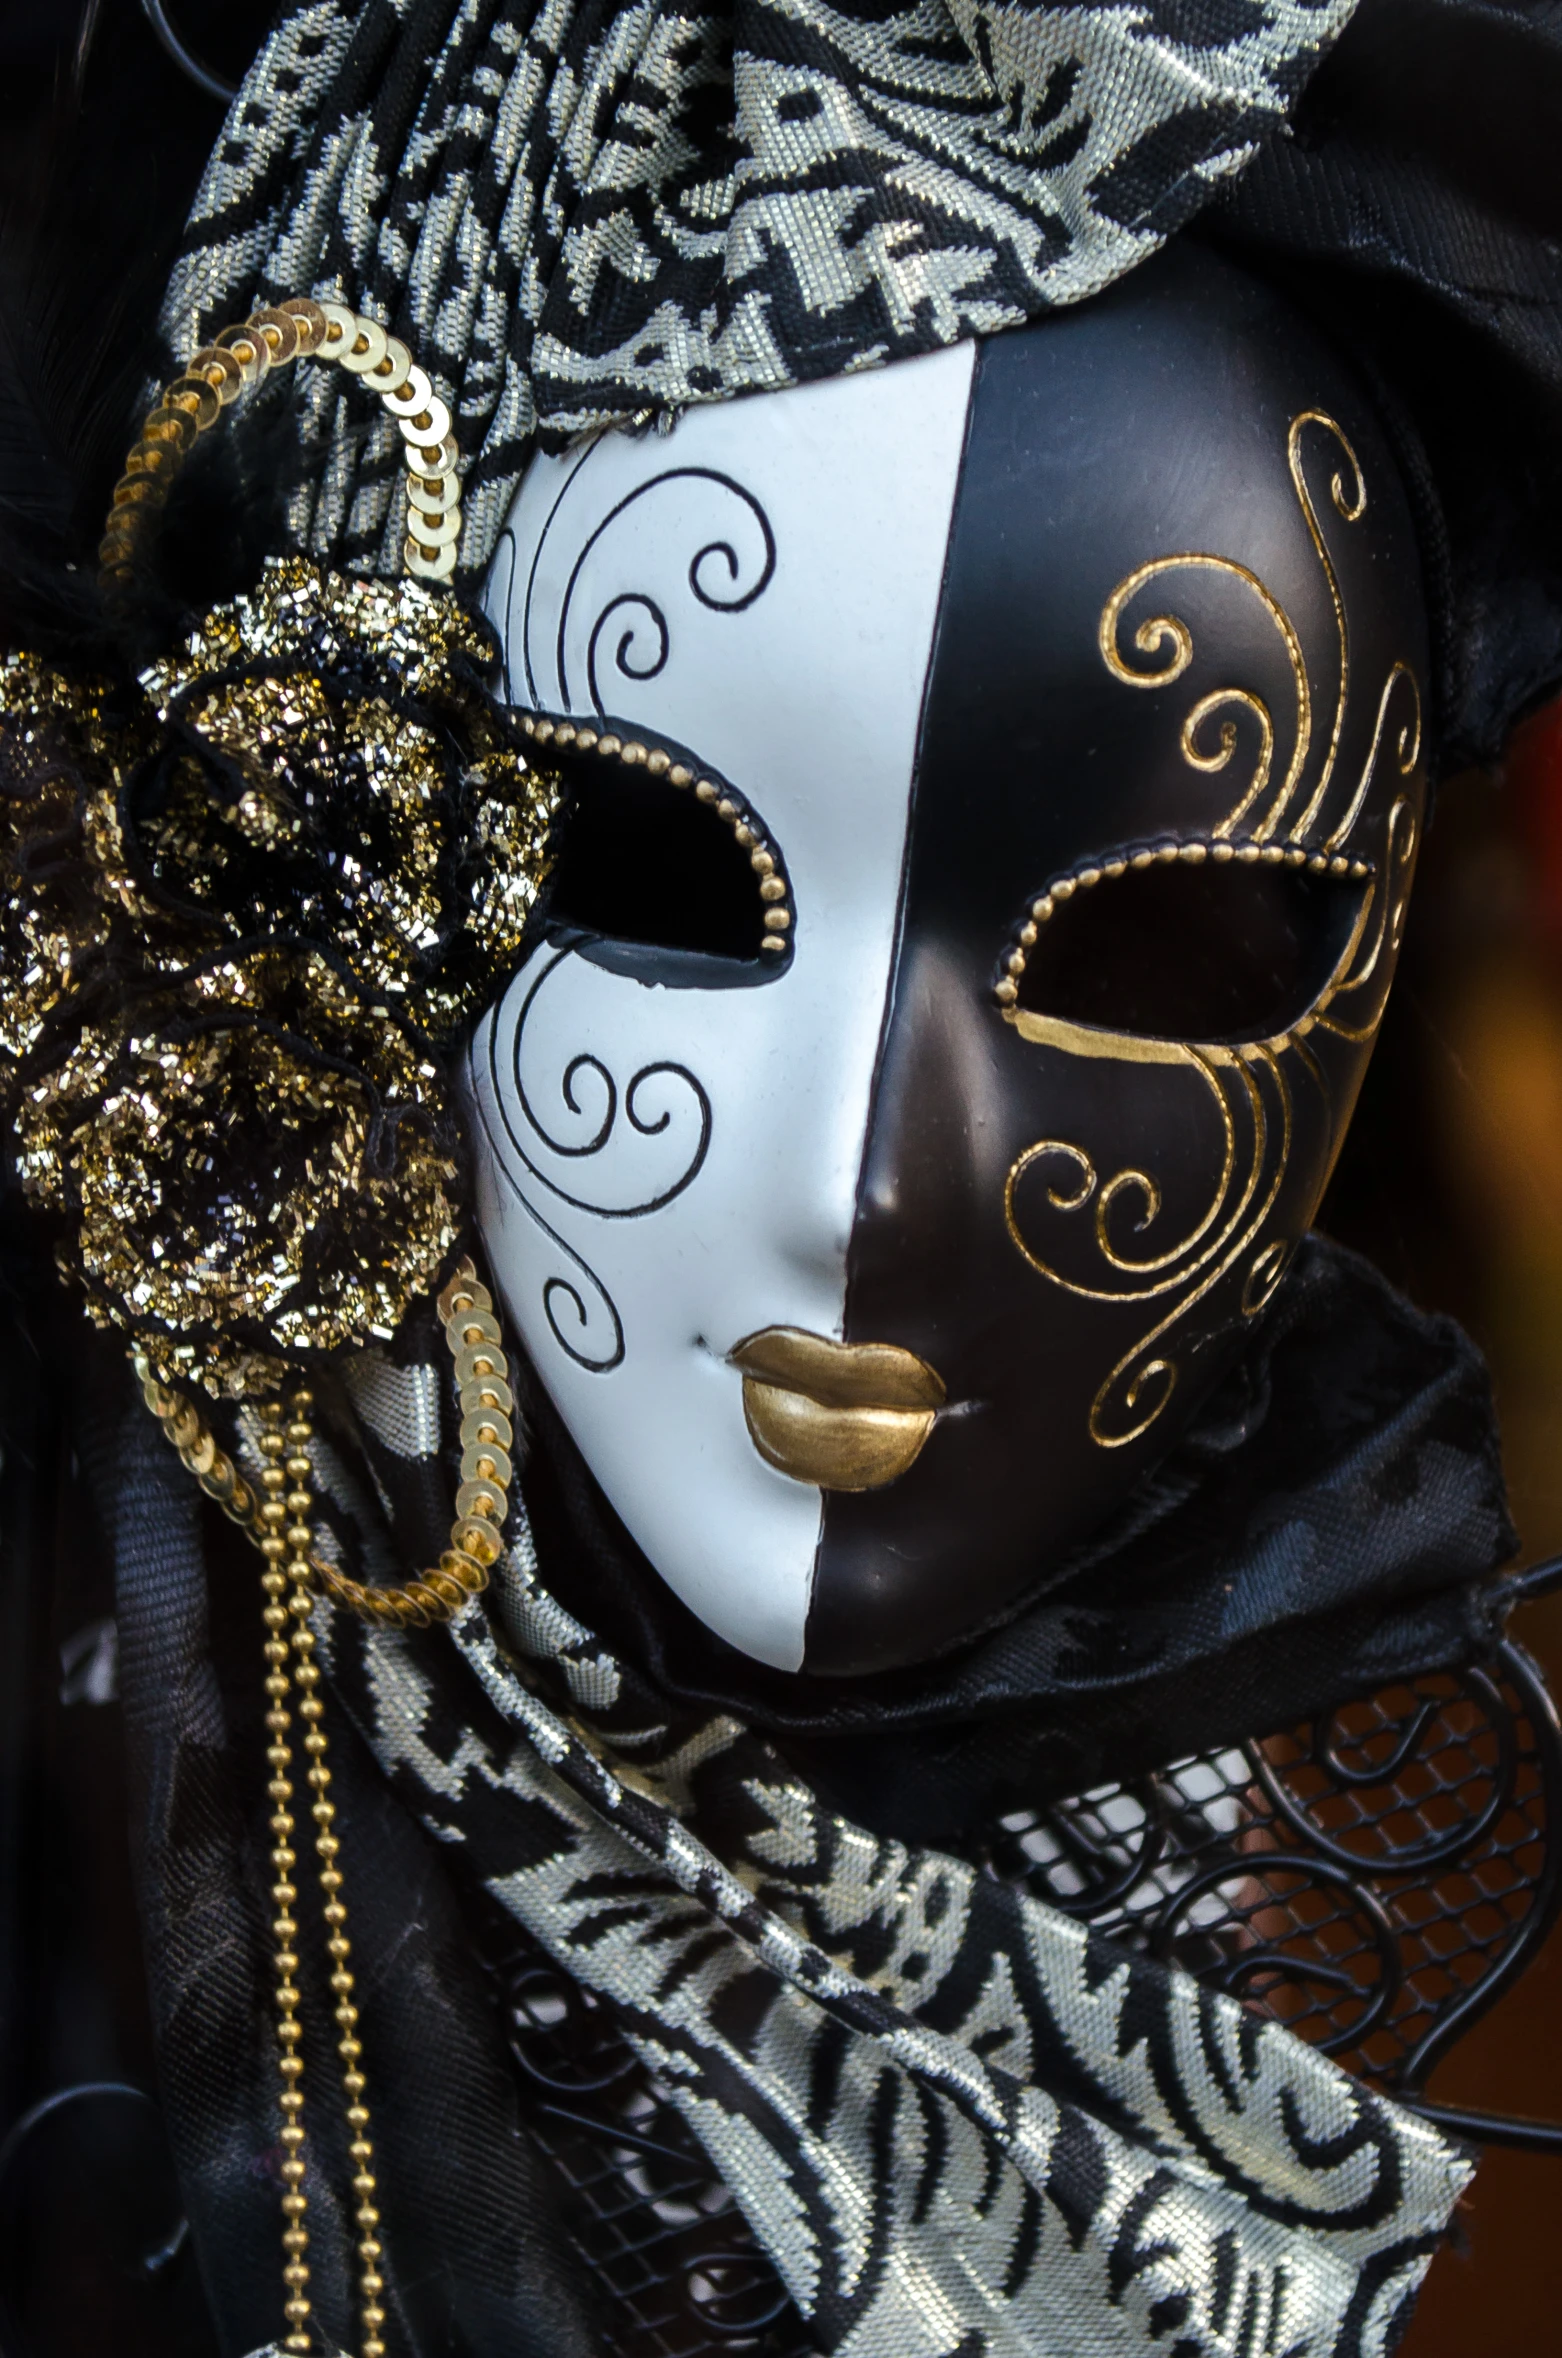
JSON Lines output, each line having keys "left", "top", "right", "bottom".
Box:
{"left": 0, "top": 0, "right": 1385, "bottom": 1402}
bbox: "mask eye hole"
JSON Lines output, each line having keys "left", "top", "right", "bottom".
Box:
{"left": 1008, "top": 849, "right": 1371, "bottom": 1044}
{"left": 536, "top": 730, "right": 791, "bottom": 983}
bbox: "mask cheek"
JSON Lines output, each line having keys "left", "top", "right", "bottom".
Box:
{"left": 460, "top": 941, "right": 841, "bottom": 1671}
{"left": 998, "top": 1003, "right": 1387, "bottom": 1461}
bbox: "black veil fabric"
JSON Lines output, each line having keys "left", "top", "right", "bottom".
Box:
{"left": 0, "top": 1200, "right": 604, "bottom": 2356}
{"left": 1213, "top": 0, "right": 1562, "bottom": 766}
{"left": 519, "top": 1234, "right": 1517, "bottom": 1845}
{"left": 56, "top": 1373, "right": 604, "bottom": 2358}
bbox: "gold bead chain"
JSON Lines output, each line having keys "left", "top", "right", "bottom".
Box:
{"left": 259, "top": 1390, "right": 387, "bottom": 2358}
{"left": 139, "top": 1257, "right": 518, "bottom": 2353}
{"left": 258, "top": 1403, "right": 312, "bottom": 2348}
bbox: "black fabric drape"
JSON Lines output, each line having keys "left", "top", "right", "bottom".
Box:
{"left": 112, "top": 1409, "right": 602, "bottom": 2358}
{"left": 522, "top": 1233, "right": 1516, "bottom": 1844}
{"left": 1215, "top": 0, "right": 1562, "bottom": 767}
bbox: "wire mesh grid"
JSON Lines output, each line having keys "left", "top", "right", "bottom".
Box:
{"left": 495, "top": 1952, "right": 815, "bottom": 2358}
{"left": 492, "top": 1636, "right": 1562, "bottom": 2357}
{"left": 982, "top": 1638, "right": 1562, "bottom": 2089}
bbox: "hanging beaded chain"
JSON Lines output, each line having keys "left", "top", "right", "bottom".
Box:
{"left": 98, "top": 293, "right": 464, "bottom": 593}
{"left": 135, "top": 1261, "right": 517, "bottom": 1628}
{"left": 137, "top": 1260, "right": 514, "bottom": 2355}
{"left": 258, "top": 1389, "right": 387, "bottom": 2358}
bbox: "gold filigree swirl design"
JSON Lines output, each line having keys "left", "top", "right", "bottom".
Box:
{"left": 1097, "top": 413, "right": 1378, "bottom": 846}
{"left": 1099, "top": 558, "right": 1306, "bottom": 840}
{"left": 1003, "top": 407, "right": 1424, "bottom": 1450}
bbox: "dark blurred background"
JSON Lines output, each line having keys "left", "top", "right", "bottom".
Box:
{"left": 2, "top": 4, "right": 1562, "bottom": 2355}
{"left": 1321, "top": 702, "right": 1562, "bottom": 2358}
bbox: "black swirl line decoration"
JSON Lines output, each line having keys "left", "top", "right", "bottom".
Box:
{"left": 488, "top": 522, "right": 519, "bottom": 705}
{"left": 533, "top": 467, "right": 776, "bottom": 714}
{"left": 587, "top": 593, "right": 670, "bottom": 713}
{"left": 465, "top": 1032, "right": 626, "bottom": 1373}
{"left": 539, "top": 1229, "right": 627, "bottom": 1372}
{"left": 492, "top": 948, "right": 712, "bottom": 1219}
{"left": 512, "top": 443, "right": 599, "bottom": 707}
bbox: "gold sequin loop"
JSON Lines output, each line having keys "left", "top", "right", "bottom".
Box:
{"left": 100, "top": 295, "right": 463, "bottom": 593}
{"left": 139, "top": 1258, "right": 516, "bottom": 1629}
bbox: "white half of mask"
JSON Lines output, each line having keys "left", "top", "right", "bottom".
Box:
{"left": 469, "top": 343, "right": 975, "bottom": 1669}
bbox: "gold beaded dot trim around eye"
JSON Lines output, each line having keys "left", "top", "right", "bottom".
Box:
{"left": 99, "top": 295, "right": 463, "bottom": 594}
{"left": 520, "top": 712, "right": 795, "bottom": 952}
{"left": 135, "top": 1259, "right": 514, "bottom": 1628}
{"left": 992, "top": 832, "right": 1375, "bottom": 1008}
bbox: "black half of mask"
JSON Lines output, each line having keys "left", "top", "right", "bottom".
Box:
{"left": 810, "top": 242, "right": 1432, "bottom": 1674}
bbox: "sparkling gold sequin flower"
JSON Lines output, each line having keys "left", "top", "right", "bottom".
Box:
{"left": 0, "top": 558, "right": 562, "bottom": 1393}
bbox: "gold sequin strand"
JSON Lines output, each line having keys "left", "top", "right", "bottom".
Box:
{"left": 133, "top": 1256, "right": 516, "bottom": 1627}
{"left": 100, "top": 295, "right": 463, "bottom": 593}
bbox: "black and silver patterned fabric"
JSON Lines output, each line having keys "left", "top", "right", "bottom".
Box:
{"left": 133, "top": 1256, "right": 1475, "bottom": 2358}
{"left": 156, "top": 0, "right": 1358, "bottom": 586}
{"left": 55, "top": 1226, "right": 1519, "bottom": 2354}
{"left": 327, "top": 1600, "right": 1472, "bottom": 2357}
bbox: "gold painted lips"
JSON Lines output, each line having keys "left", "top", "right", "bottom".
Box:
{"left": 729, "top": 1328, "right": 946, "bottom": 1492}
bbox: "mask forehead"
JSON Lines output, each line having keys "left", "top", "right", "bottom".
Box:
{"left": 907, "top": 285, "right": 1423, "bottom": 905}
{"left": 473, "top": 346, "right": 975, "bottom": 1667}
{"left": 488, "top": 342, "right": 976, "bottom": 943}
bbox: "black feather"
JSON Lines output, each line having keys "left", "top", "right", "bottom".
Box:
{"left": 0, "top": 0, "right": 279, "bottom": 668}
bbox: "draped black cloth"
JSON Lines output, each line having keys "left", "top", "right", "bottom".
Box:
{"left": 1214, "top": 0, "right": 1562, "bottom": 764}
{"left": 519, "top": 1234, "right": 1516, "bottom": 1843}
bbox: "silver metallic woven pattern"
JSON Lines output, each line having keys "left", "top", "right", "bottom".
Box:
{"left": 159, "top": 0, "right": 1359, "bottom": 587}
{"left": 320, "top": 1540, "right": 1472, "bottom": 2358}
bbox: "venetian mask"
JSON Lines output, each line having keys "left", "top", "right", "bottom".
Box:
{"left": 467, "top": 244, "right": 1429, "bottom": 1678}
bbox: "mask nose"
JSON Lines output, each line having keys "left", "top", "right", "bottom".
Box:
{"left": 846, "top": 934, "right": 1014, "bottom": 1331}
{"left": 760, "top": 990, "right": 901, "bottom": 1300}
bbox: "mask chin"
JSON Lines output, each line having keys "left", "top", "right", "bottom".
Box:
{"left": 474, "top": 242, "right": 1431, "bottom": 1680}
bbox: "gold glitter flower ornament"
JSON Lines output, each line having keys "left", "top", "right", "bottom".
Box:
{"left": 0, "top": 299, "right": 561, "bottom": 1395}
